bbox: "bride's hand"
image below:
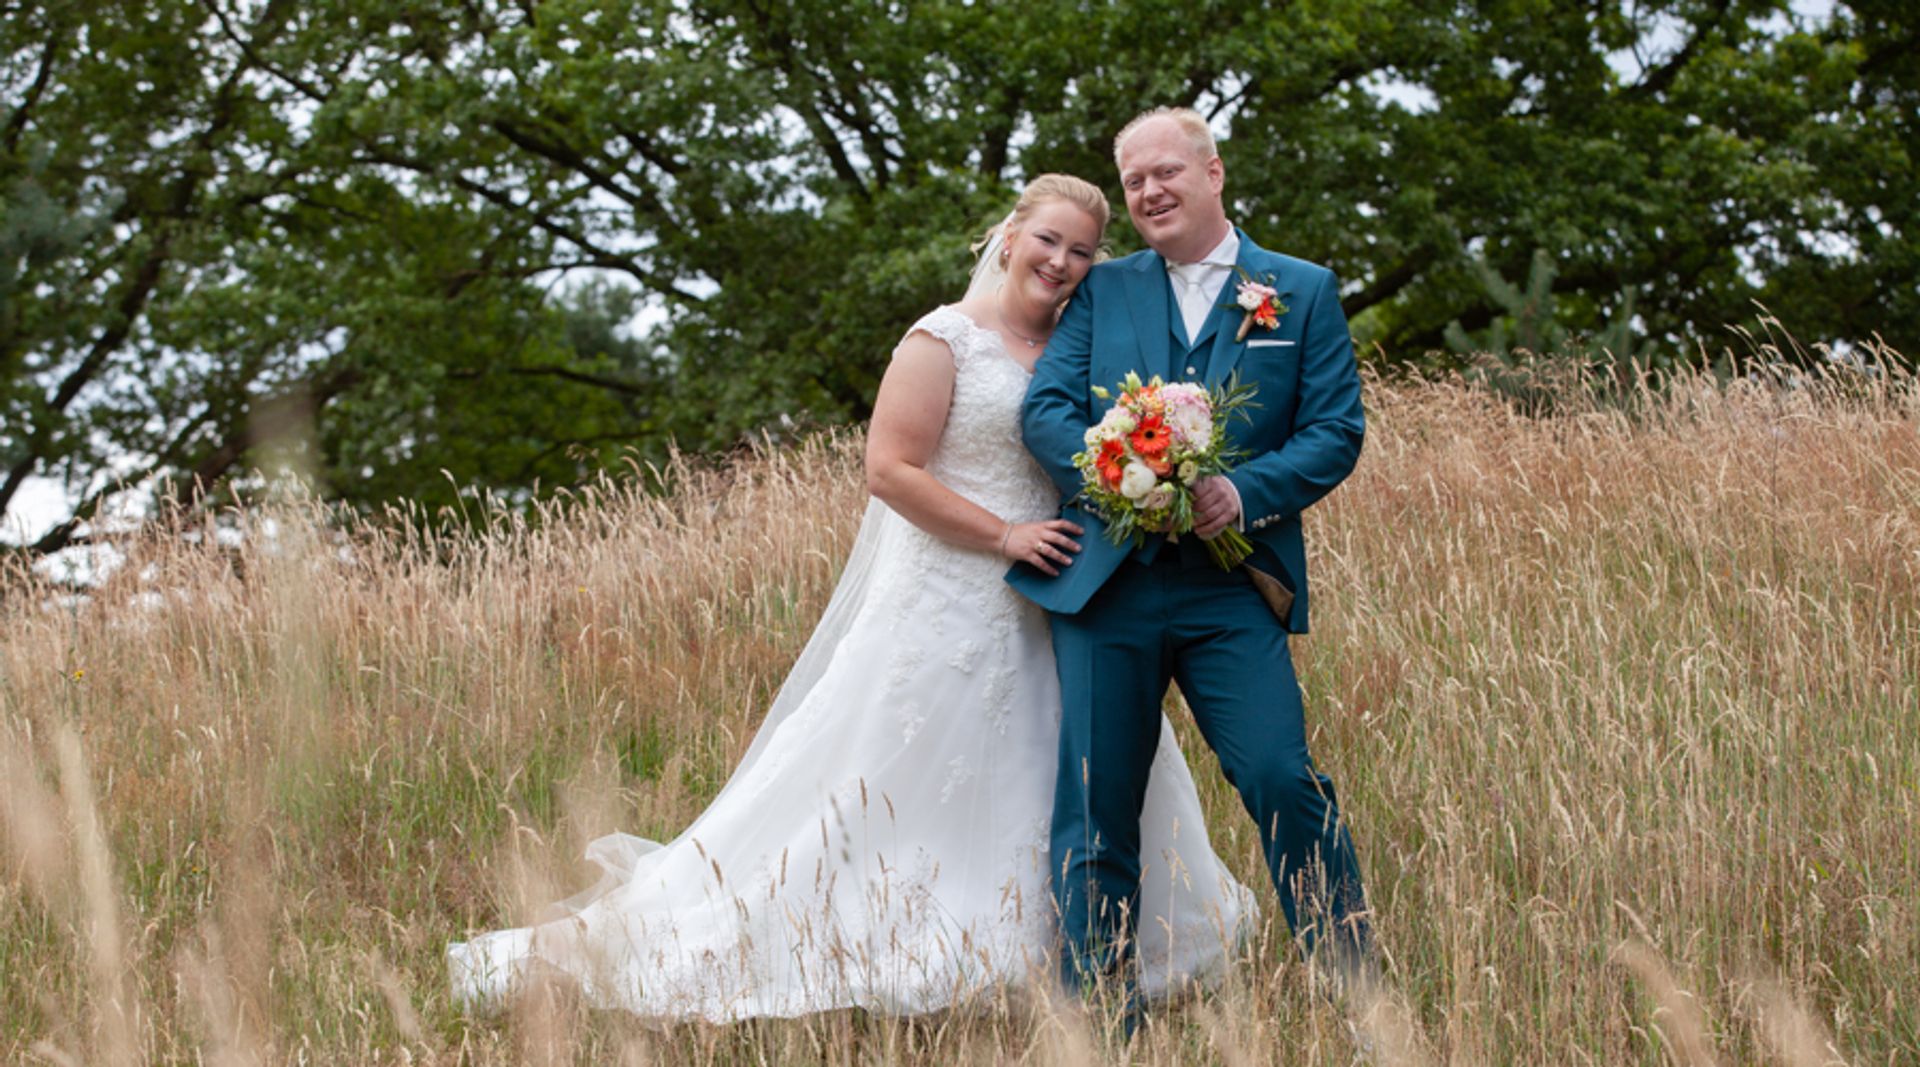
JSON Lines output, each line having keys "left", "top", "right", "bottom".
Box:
{"left": 1002, "top": 519, "right": 1083, "bottom": 576}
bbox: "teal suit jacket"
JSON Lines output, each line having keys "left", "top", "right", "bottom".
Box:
{"left": 1008, "top": 230, "right": 1364, "bottom": 632}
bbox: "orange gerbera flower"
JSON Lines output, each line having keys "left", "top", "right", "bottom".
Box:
{"left": 1098, "top": 438, "right": 1127, "bottom": 488}
{"left": 1129, "top": 414, "right": 1171, "bottom": 457}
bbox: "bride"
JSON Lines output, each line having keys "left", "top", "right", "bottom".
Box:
{"left": 448, "top": 175, "right": 1255, "bottom": 1020}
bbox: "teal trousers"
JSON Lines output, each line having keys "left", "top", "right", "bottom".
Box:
{"left": 1047, "top": 549, "right": 1370, "bottom": 988}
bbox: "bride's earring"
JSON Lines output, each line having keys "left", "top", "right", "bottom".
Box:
{"left": 1000, "top": 243, "right": 1010, "bottom": 266}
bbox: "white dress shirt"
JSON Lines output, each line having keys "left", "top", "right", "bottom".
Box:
{"left": 1165, "top": 228, "right": 1240, "bottom": 345}
{"left": 1163, "top": 228, "right": 1246, "bottom": 532}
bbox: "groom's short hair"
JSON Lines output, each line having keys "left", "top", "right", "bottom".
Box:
{"left": 1113, "top": 107, "right": 1217, "bottom": 165}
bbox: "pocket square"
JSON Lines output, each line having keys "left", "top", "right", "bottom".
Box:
{"left": 1247, "top": 339, "right": 1296, "bottom": 348}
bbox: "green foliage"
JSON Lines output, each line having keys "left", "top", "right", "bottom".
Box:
{"left": 2, "top": 0, "right": 1915, "bottom": 551}
{"left": 1445, "top": 247, "right": 1650, "bottom": 411}
{"left": 1446, "top": 249, "right": 1574, "bottom": 358}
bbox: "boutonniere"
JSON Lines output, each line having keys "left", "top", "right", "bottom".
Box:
{"left": 1226, "top": 269, "right": 1289, "bottom": 342}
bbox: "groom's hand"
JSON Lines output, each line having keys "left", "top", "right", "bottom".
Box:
{"left": 1193, "top": 476, "right": 1242, "bottom": 539}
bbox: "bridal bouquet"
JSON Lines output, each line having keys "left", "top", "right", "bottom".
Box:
{"left": 1073, "top": 371, "right": 1257, "bottom": 569}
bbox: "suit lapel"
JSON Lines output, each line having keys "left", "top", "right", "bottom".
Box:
{"left": 1205, "top": 231, "right": 1266, "bottom": 389}
{"left": 1123, "top": 253, "right": 1174, "bottom": 382}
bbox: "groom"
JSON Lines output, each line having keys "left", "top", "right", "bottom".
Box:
{"left": 1010, "top": 107, "right": 1371, "bottom": 992}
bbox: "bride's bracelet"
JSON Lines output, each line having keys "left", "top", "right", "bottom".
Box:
{"left": 999, "top": 521, "right": 1014, "bottom": 558}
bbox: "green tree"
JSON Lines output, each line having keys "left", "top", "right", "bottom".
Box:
{"left": 4, "top": 0, "right": 1913, "bottom": 558}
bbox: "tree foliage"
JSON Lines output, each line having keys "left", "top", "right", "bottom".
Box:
{"left": 3, "top": 0, "right": 1913, "bottom": 554}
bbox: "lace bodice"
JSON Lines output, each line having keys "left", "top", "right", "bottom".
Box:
{"left": 906, "top": 306, "right": 1059, "bottom": 525}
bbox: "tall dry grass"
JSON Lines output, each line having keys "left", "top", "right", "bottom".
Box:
{"left": 2, "top": 355, "right": 1915, "bottom": 1064}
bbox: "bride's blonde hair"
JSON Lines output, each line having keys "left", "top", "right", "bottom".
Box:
{"left": 972, "top": 173, "right": 1112, "bottom": 257}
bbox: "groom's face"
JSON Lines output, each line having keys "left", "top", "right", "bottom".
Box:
{"left": 1117, "top": 117, "right": 1227, "bottom": 263}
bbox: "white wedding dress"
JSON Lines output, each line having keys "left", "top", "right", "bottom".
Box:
{"left": 448, "top": 307, "right": 1256, "bottom": 1020}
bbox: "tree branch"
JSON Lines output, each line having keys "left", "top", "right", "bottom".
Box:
{"left": 359, "top": 148, "right": 706, "bottom": 303}
{"left": 978, "top": 87, "right": 1021, "bottom": 177}
{"left": 1623, "top": 0, "right": 1731, "bottom": 101}
{"left": 202, "top": 0, "right": 331, "bottom": 104}
{"left": 790, "top": 97, "right": 871, "bottom": 199}
{"left": 2, "top": 27, "right": 60, "bottom": 154}
{"left": 0, "top": 237, "right": 172, "bottom": 517}
{"left": 23, "top": 400, "right": 224, "bottom": 556}
{"left": 447, "top": 364, "right": 657, "bottom": 397}
{"left": 439, "top": 256, "right": 659, "bottom": 293}
{"left": 167, "top": 363, "right": 366, "bottom": 512}
{"left": 1344, "top": 249, "right": 1438, "bottom": 318}
{"left": 1857, "top": 26, "right": 1920, "bottom": 80}
{"left": 489, "top": 118, "right": 674, "bottom": 221}
{"left": 814, "top": 57, "right": 899, "bottom": 187}
{"left": 0, "top": 50, "right": 258, "bottom": 516}
{"left": 735, "top": 0, "right": 871, "bottom": 200}
{"left": 612, "top": 123, "right": 687, "bottom": 177}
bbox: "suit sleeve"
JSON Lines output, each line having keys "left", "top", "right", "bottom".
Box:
{"left": 1022, "top": 279, "right": 1098, "bottom": 499}
{"left": 1225, "top": 267, "right": 1364, "bottom": 524}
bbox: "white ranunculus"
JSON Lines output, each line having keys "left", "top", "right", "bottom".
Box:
{"left": 1178, "top": 459, "right": 1200, "bottom": 482}
{"left": 1119, "top": 461, "right": 1158, "bottom": 501}
{"left": 1238, "top": 287, "right": 1265, "bottom": 311}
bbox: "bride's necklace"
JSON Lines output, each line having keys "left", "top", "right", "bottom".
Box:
{"left": 996, "top": 286, "right": 1053, "bottom": 349}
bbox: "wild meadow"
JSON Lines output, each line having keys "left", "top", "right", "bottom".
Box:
{"left": 3, "top": 340, "right": 1916, "bottom": 1065}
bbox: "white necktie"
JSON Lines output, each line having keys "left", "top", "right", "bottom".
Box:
{"left": 1169, "top": 262, "right": 1213, "bottom": 343}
